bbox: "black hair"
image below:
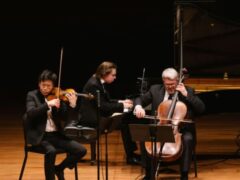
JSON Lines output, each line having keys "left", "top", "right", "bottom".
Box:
{"left": 38, "top": 69, "right": 57, "bottom": 86}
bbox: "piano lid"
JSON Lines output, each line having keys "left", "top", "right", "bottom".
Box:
{"left": 177, "top": 3, "right": 240, "bottom": 77}
{"left": 135, "top": 3, "right": 240, "bottom": 95}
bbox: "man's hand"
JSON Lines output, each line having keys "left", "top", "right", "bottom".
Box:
{"left": 176, "top": 83, "right": 188, "bottom": 97}
{"left": 134, "top": 105, "right": 145, "bottom": 118}
{"left": 65, "top": 92, "right": 78, "bottom": 108}
{"left": 119, "top": 99, "right": 133, "bottom": 109}
{"left": 47, "top": 98, "right": 60, "bottom": 108}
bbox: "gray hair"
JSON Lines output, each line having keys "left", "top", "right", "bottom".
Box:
{"left": 162, "top": 68, "right": 178, "bottom": 80}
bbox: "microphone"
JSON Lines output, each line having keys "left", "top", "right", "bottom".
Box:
{"left": 75, "top": 92, "right": 94, "bottom": 100}
{"left": 96, "top": 90, "right": 100, "bottom": 108}
{"left": 140, "top": 68, "right": 146, "bottom": 96}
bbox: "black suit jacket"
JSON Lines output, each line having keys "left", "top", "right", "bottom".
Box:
{"left": 24, "top": 89, "right": 75, "bottom": 145}
{"left": 135, "top": 84, "right": 205, "bottom": 118}
{"left": 79, "top": 76, "right": 124, "bottom": 128}
{"left": 135, "top": 84, "right": 205, "bottom": 138}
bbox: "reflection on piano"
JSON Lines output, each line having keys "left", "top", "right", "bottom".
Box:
{"left": 184, "top": 77, "right": 240, "bottom": 114}
{"left": 197, "top": 89, "right": 240, "bottom": 114}
{"left": 184, "top": 77, "right": 240, "bottom": 93}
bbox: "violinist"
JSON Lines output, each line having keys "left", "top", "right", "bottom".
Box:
{"left": 24, "top": 69, "right": 86, "bottom": 180}
{"left": 134, "top": 67, "right": 205, "bottom": 180}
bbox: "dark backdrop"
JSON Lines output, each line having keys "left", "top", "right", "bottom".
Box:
{"left": 0, "top": 1, "right": 239, "bottom": 111}
{"left": 0, "top": 2, "right": 175, "bottom": 108}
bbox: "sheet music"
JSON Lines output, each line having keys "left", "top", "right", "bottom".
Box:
{"left": 111, "top": 112, "right": 123, "bottom": 117}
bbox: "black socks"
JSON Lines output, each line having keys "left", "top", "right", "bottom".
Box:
{"left": 181, "top": 171, "right": 188, "bottom": 180}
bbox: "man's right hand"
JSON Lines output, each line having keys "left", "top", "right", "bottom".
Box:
{"left": 121, "top": 99, "right": 133, "bottom": 110}
{"left": 47, "top": 98, "right": 60, "bottom": 108}
{"left": 134, "top": 105, "right": 145, "bottom": 118}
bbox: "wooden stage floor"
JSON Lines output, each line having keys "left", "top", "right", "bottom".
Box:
{"left": 1, "top": 106, "right": 240, "bottom": 180}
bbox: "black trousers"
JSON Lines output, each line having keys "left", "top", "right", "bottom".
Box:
{"left": 80, "top": 112, "right": 149, "bottom": 160}
{"left": 99, "top": 113, "right": 137, "bottom": 158}
{"left": 100, "top": 112, "right": 153, "bottom": 159}
{"left": 120, "top": 112, "right": 151, "bottom": 158}
{"left": 141, "top": 130, "right": 195, "bottom": 179}
{"left": 41, "top": 131, "right": 87, "bottom": 180}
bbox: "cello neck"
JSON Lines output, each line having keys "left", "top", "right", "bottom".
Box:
{"left": 167, "top": 73, "right": 185, "bottom": 119}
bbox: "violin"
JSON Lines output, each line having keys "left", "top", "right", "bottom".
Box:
{"left": 47, "top": 87, "right": 94, "bottom": 101}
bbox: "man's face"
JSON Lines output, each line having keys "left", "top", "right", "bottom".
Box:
{"left": 39, "top": 80, "right": 54, "bottom": 97}
{"left": 103, "top": 69, "right": 117, "bottom": 84}
{"left": 163, "top": 78, "right": 178, "bottom": 95}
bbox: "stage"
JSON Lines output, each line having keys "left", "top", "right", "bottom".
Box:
{"left": 0, "top": 106, "right": 240, "bottom": 180}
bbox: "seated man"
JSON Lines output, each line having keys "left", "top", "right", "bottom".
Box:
{"left": 78, "top": 61, "right": 141, "bottom": 164}
{"left": 134, "top": 67, "right": 205, "bottom": 180}
{"left": 24, "top": 69, "right": 87, "bottom": 180}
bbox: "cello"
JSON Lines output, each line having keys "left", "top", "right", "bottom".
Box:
{"left": 144, "top": 70, "right": 187, "bottom": 162}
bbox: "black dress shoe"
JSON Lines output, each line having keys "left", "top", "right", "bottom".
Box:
{"left": 180, "top": 172, "right": 188, "bottom": 180}
{"left": 55, "top": 168, "right": 65, "bottom": 180}
{"left": 126, "top": 157, "right": 141, "bottom": 165}
{"left": 132, "top": 153, "right": 141, "bottom": 160}
{"left": 180, "top": 175, "right": 188, "bottom": 180}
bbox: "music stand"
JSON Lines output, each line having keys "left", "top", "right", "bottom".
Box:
{"left": 96, "top": 89, "right": 124, "bottom": 180}
{"left": 129, "top": 124, "right": 175, "bottom": 180}
{"left": 99, "top": 114, "right": 123, "bottom": 180}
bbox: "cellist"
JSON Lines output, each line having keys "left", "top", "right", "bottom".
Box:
{"left": 134, "top": 67, "right": 205, "bottom": 180}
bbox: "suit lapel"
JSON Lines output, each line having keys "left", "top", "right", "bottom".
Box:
{"left": 158, "top": 86, "right": 165, "bottom": 104}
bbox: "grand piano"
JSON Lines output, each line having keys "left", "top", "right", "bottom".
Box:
{"left": 177, "top": 2, "right": 240, "bottom": 128}
{"left": 136, "top": 2, "right": 240, "bottom": 156}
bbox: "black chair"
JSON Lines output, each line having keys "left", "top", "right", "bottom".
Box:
{"left": 19, "top": 117, "right": 79, "bottom": 180}
{"left": 155, "top": 148, "right": 198, "bottom": 179}
{"left": 64, "top": 124, "right": 97, "bottom": 165}
{"left": 163, "top": 124, "right": 198, "bottom": 178}
{"left": 192, "top": 147, "right": 198, "bottom": 177}
{"left": 161, "top": 137, "right": 198, "bottom": 178}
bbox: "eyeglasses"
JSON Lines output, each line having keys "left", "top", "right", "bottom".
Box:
{"left": 164, "top": 83, "right": 176, "bottom": 88}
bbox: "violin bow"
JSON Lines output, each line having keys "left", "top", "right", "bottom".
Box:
{"left": 57, "top": 47, "right": 64, "bottom": 99}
